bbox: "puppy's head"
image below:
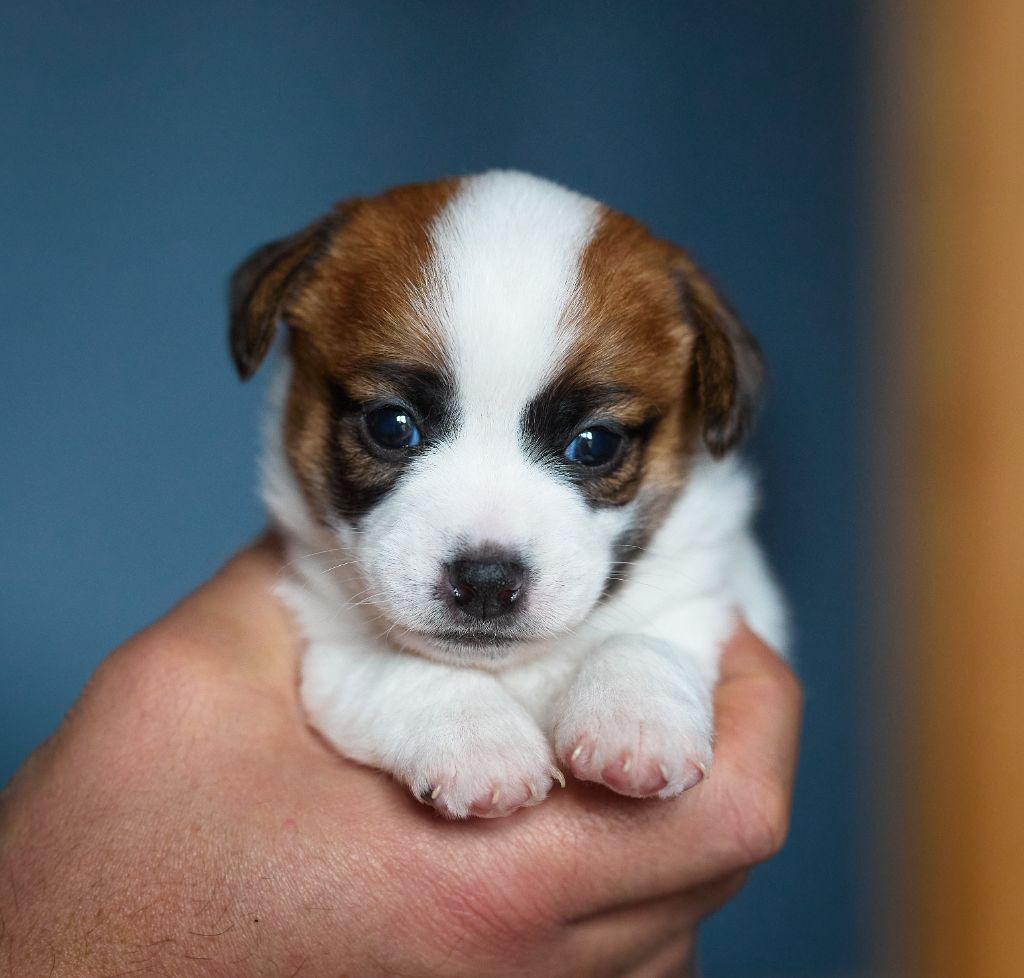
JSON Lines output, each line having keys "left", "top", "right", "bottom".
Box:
{"left": 230, "top": 172, "right": 761, "bottom": 663}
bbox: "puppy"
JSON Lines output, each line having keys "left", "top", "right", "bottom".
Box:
{"left": 229, "top": 171, "right": 787, "bottom": 818}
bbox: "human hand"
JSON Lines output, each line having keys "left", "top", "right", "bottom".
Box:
{"left": 0, "top": 537, "right": 801, "bottom": 977}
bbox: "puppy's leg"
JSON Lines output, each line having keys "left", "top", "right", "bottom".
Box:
{"left": 552, "top": 599, "right": 731, "bottom": 799}
{"left": 302, "top": 642, "right": 561, "bottom": 818}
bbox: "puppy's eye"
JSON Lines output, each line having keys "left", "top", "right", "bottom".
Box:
{"left": 564, "top": 426, "right": 623, "bottom": 467}
{"left": 364, "top": 405, "right": 422, "bottom": 451}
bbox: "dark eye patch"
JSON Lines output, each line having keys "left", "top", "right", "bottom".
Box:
{"left": 522, "top": 379, "right": 657, "bottom": 507}
{"left": 325, "top": 363, "right": 457, "bottom": 522}
{"left": 600, "top": 517, "right": 659, "bottom": 601}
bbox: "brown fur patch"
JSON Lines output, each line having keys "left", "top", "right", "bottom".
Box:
{"left": 275, "top": 178, "right": 460, "bottom": 521}
{"left": 567, "top": 209, "right": 695, "bottom": 514}
{"left": 565, "top": 206, "right": 761, "bottom": 541}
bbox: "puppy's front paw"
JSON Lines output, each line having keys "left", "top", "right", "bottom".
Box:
{"left": 553, "top": 637, "right": 714, "bottom": 799}
{"left": 398, "top": 706, "right": 562, "bottom": 819}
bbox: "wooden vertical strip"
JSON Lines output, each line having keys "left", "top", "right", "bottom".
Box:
{"left": 907, "top": 2, "right": 1024, "bottom": 976}
{"left": 864, "top": 3, "right": 915, "bottom": 971}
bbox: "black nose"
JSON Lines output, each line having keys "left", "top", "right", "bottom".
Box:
{"left": 445, "top": 553, "right": 527, "bottom": 621}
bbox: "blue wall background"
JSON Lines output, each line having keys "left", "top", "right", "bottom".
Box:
{"left": 0, "top": 3, "right": 866, "bottom": 975}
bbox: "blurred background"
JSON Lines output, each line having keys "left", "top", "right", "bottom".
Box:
{"left": 2, "top": 3, "right": 1021, "bottom": 977}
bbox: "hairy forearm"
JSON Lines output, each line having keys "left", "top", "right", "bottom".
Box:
{"left": 1, "top": 787, "right": 355, "bottom": 977}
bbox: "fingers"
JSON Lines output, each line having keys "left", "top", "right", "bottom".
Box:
{"left": 710, "top": 621, "right": 803, "bottom": 861}
{"left": 539, "top": 624, "right": 801, "bottom": 911}
{"left": 622, "top": 939, "right": 692, "bottom": 978}
{"left": 560, "top": 872, "right": 743, "bottom": 978}
{"left": 560, "top": 898, "right": 695, "bottom": 978}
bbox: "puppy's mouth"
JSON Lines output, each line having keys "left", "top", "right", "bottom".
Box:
{"left": 411, "top": 626, "right": 522, "bottom": 650}
{"left": 394, "top": 621, "right": 548, "bottom": 662}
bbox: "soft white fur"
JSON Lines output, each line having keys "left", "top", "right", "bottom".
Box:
{"left": 263, "top": 171, "right": 788, "bottom": 818}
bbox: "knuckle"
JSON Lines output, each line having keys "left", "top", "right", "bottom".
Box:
{"left": 90, "top": 633, "right": 205, "bottom": 708}
{"left": 727, "top": 776, "right": 793, "bottom": 865}
{"left": 775, "top": 664, "right": 804, "bottom": 714}
{"left": 759, "top": 655, "right": 803, "bottom": 714}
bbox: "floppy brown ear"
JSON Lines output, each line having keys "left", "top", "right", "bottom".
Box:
{"left": 228, "top": 213, "right": 339, "bottom": 380}
{"left": 673, "top": 253, "right": 764, "bottom": 457}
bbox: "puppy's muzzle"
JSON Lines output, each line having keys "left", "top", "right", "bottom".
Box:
{"left": 444, "top": 551, "right": 527, "bottom": 622}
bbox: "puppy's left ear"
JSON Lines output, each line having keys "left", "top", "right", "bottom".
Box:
{"left": 228, "top": 213, "right": 338, "bottom": 381}
{"left": 673, "top": 252, "right": 764, "bottom": 457}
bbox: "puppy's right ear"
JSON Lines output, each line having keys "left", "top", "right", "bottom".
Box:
{"left": 228, "top": 212, "right": 339, "bottom": 380}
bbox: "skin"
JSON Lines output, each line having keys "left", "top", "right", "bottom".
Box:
{"left": 0, "top": 536, "right": 801, "bottom": 978}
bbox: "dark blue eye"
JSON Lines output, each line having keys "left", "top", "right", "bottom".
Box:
{"left": 564, "top": 426, "right": 623, "bottom": 467}
{"left": 364, "top": 405, "right": 422, "bottom": 451}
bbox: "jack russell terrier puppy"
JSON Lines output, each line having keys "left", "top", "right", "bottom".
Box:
{"left": 229, "top": 170, "right": 787, "bottom": 819}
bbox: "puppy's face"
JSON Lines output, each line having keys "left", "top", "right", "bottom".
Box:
{"left": 230, "top": 172, "right": 760, "bottom": 664}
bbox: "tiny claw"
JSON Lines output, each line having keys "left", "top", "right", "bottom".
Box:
{"left": 658, "top": 762, "right": 671, "bottom": 783}
{"left": 697, "top": 761, "right": 709, "bottom": 779}
{"left": 679, "top": 762, "right": 705, "bottom": 792}
{"left": 490, "top": 787, "right": 501, "bottom": 806}
{"left": 430, "top": 784, "right": 442, "bottom": 801}
{"left": 621, "top": 754, "right": 633, "bottom": 774}
{"left": 552, "top": 767, "right": 566, "bottom": 788}
{"left": 570, "top": 744, "right": 584, "bottom": 763}
{"left": 529, "top": 783, "right": 541, "bottom": 800}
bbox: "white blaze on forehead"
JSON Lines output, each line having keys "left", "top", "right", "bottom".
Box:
{"left": 426, "top": 171, "right": 601, "bottom": 425}
{"left": 351, "top": 173, "right": 626, "bottom": 653}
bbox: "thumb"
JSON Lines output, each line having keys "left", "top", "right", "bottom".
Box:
{"left": 145, "top": 532, "right": 300, "bottom": 686}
